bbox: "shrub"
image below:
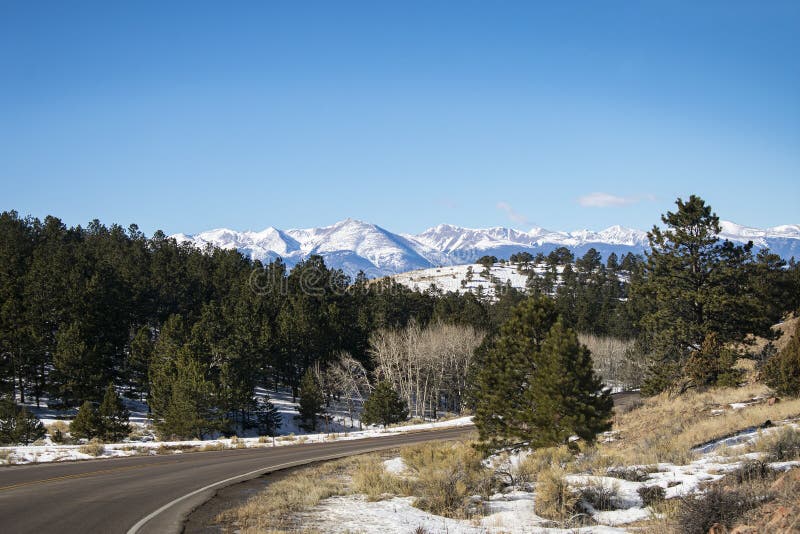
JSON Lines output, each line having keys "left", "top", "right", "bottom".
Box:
{"left": 577, "top": 479, "right": 619, "bottom": 511}
{"left": 607, "top": 466, "right": 652, "bottom": 482}
{"left": 757, "top": 426, "right": 800, "bottom": 461}
{"left": 637, "top": 485, "right": 666, "bottom": 507}
{"left": 402, "top": 441, "right": 494, "bottom": 518}
{"left": 533, "top": 465, "right": 579, "bottom": 522}
{"left": 47, "top": 421, "right": 71, "bottom": 444}
{"left": 726, "top": 460, "right": 777, "bottom": 485}
{"left": 79, "top": 439, "right": 106, "bottom": 457}
{"left": 200, "top": 442, "right": 224, "bottom": 452}
{"left": 677, "top": 486, "right": 760, "bottom": 534}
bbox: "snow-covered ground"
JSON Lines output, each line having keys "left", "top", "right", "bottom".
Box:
{"left": 297, "top": 422, "right": 800, "bottom": 533}
{"left": 0, "top": 387, "right": 473, "bottom": 466}
{"left": 392, "top": 262, "right": 552, "bottom": 298}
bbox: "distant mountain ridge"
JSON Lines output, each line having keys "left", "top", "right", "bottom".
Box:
{"left": 172, "top": 219, "right": 800, "bottom": 278}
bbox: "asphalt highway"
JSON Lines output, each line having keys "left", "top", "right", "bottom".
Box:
{"left": 0, "top": 426, "right": 473, "bottom": 534}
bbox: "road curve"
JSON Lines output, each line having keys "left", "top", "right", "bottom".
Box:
{"left": 0, "top": 426, "right": 472, "bottom": 534}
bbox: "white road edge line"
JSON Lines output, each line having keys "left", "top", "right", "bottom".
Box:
{"left": 125, "top": 451, "right": 350, "bottom": 534}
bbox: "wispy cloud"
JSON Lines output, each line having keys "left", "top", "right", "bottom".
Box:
{"left": 497, "top": 201, "right": 530, "bottom": 226}
{"left": 577, "top": 192, "right": 655, "bottom": 208}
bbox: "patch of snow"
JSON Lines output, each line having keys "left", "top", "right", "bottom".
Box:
{"left": 383, "top": 457, "right": 407, "bottom": 475}
{"left": 306, "top": 493, "right": 626, "bottom": 534}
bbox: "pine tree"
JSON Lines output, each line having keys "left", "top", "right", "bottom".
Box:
{"left": 148, "top": 315, "right": 186, "bottom": 420}
{"left": 471, "top": 297, "right": 612, "bottom": 452}
{"left": 361, "top": 381, "right": 408, "bottom": 428}
{"left": 632, "top": 195, "right": 775, "bottom": 394}
{"left": 98, "top": 384, "right": 131, "bottom": 442}
{"left": 0, "top": 397, "right": 46, "bottom": 445}
{"left": 253, "top": 396, "right": 282, "bottom": 436}
{"left": 70, "top": 400, "right": 101, "bottom": 440}
{"left": 683, "top": 333, "right": 741, "bottom": 389}
{"left": 13, "top": 405, "right": 46, "bottom": 445}
{"left": 52, "top": 322, "right": 92, "bottom": 406}
{"left": 128, "top": 326, "right": 153, "bottom": 400}
{"left": 606, "top": 252, "right": 619, "bottom": 272}
{"left": 298, "top": 370, "right": 324, "bottom": 431}
{"left": 156, "top": 349, "right": 221, "bottom": 440}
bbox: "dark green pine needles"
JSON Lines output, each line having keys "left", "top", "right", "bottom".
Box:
{"left": 472, "top": 296, "right": 612, "bottom": 452}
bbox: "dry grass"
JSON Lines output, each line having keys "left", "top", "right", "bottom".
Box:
{"left": 749, "top": 425, "right": 800, "bottom": 461}
{"left": 78, "top": 440, "right": 105, "bottom": 457}
{"left": 598, "top": 383, "right": 800, "bottom": 533}
{"left": 638, "top": 485, "right": 666, "bottom": 507}
{"left": 351, "top": 455, "right": 408, "bottom": 500}
{"left": 514, "top": 445, "right": 575, "bottom": 484}
{"left": 46, "top": 421, "right": 71, "bottom": 443}
{"left": 401, "top": 440, "right": 495, "bottom": 518}
{"left": 533, "top": 465, "right": 580, "bottom": 523}
{"left": 215, "top": 459, "right": 355, "bottom": 532}
{"left": 154, "top": 444, "right": 196, "bottom": 455}
{"left": 605, "top": 383, "right": 800, "bottom": 464}
{"left": 637, "top": 498, "right": 682, "bottom": 534}
{"left": 219, "top": 440, "right": 495, "bottom": 531}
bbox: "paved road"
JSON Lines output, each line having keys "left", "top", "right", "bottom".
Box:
{"left": 0, "top": 426, "right": 472, "bottom": 534}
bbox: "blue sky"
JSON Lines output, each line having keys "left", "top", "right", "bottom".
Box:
{"left": 1, "top": 1, "right": 798, "bottom": 236}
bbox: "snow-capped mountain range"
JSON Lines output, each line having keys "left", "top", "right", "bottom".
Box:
{"left": 172, "top": 219, "right": 800, "bottom": 278}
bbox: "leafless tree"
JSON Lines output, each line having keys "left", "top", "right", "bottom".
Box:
{"left": 324, "top": 352, "right": 372, "bottom": 429}
{"left": 370, "top": 322, "right": 484, "bottom": 419}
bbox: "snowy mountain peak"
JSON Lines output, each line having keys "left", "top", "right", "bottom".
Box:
{"left": 173, "top": 219, "right": 800, "bottom": 278}
{"left": 768, "top": 224, "right": 800, "bottom": 238}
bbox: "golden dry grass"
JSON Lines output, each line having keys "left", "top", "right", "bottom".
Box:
{"left": 533, "top": 464, "right": 580, "bottom": 523}
{"left": 215, "top": 458, "right": 356, "bottom": 533}
{"left": 351, "top": 455, "right": 408, "bottom": 500}
{"left": 401, "top": 440, "right": 494, "bottom": 518}
{"left": 78, "top": 440, "right": 105, "bottom": 457}
{"left": 217, "top": 440, "right": 494, "bottom": 531}
{"left": 604, "top": 383, "right": 800, "bottom": 464}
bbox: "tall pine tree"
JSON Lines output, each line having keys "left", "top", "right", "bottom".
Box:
{"left": 632, "top": 196, "right": 777, "bottom": 394}
{"left": 298, "top": 370, "right": 324, "bottom": 431}
{"left": 471, "top": 297, "right": 612, "bottom": 452}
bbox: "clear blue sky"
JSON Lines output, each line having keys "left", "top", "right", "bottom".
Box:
{"left": 1, "top": 1, "right": 798, "bottom": 236}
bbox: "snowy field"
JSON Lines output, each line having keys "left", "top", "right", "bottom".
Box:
{"left": 392, "top": 262, "right": 548, "bottom": 297}
{"left": 0, "top": 388, "right": 473, "bottom": 466}
{"left": 295, "top": 422, "right": 800, "bottom": 533}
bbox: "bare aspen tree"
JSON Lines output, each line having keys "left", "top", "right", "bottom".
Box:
{"left": 369, "top": 322, "right": 483, "bottom": 419}
{"left": 325, "top": 352, "right": 371, "bottom": 429}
